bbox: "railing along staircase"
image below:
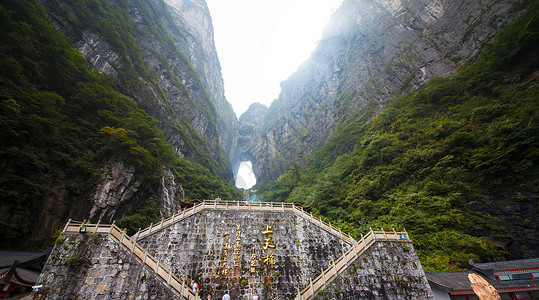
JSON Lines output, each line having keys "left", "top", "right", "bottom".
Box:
{"left": 294, "top": 228, "right": 410, "bottom": 300}
{"left": 60, "top": 200, "right": 380, "bottom": 299}
{"left": 62, "top": 220, "right": 198, "bottom": 300}
{"left": 132, "top": 200, "right": 356, "bottom": 245}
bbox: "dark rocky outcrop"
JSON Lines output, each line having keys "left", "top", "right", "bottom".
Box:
{"left": 237, "top": 0, "right": 526, "bottom": 183}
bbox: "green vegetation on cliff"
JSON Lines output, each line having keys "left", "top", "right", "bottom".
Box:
{"left": 44, "top": 0, "right": 227, "bottom": 178}
{"left": 258, "top": 2, "right": 538, "bottom": 271}
{"left": 0, "top": 0, "right": 238, "bottom": 249}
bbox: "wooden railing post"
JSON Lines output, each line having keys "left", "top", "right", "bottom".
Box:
{"left": 321, "top": 268, "right": 327, "bottom": 286}
{"left": 167, "top": 269, "right": 172, "bottom": 286}
{"left": 63, "top": 219, "right": 72, "bottom": 232}
{"left": 155, "top": 258, "right": 160, "bottom": 273}
{"left": 309, "top": 278, "right": 314, "bottom": 297}
{"left": 93, "top": 219, "right": 101, "bottom": 233}
{"left": 148, "top": 223, "right": 153, "bottom": 234}
{"left": 120, "top": 229, "right": 126, "bottom": 244}
{"left": 361, "top": 233, "right": 365, "bottom": 248}
{"left": 110, "top": 221, "right": 116, "bottom": 233}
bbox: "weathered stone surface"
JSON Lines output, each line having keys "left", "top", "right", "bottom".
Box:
{"left": 157, "top": 167, "right": 185, "bottom": 217}
{"left": 37, "top": 209, "right": 434, "bottom": 299}
{"left": 237, "top": 0, "right": 526, "bottom": 183}
{"left": 231, "top": 103, "right": 268, "bottom": 179}
{"left": 137, "top": 210, "right": 352, "bottom": 299}
{"left": 89, "top": 161, "right": 142, "bottom": 222}
{"left": 322, "top": 241, "right": 434, "bottom": 299}
{"left": 35, "top": 233, "right": 181, "bottom": 300}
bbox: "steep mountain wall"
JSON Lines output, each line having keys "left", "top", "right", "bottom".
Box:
{"left": 41, "top": 0, "right": 238, "bottom": 178}
{"left": 0, "top": 0, "right": 240, "bottom": 250}
{"left": 240, "top": 0, "right": 525, "bottom": 183}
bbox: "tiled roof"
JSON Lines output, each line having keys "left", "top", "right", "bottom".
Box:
{"left": 0, "top": 251, "right": 46, "bottom": 268}
{"left": 426, "top": 271, "right": 474, "bottom": 292}
{"left": 14, "top": 268, "right": 40, "bottom": 284}
{"left": 427, "top": 263, "right": 539, "bottom": 294}
{"left": 472, "top": 258, "right": 539, "bottom": 272}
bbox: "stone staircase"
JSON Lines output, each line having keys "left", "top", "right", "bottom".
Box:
{"left": 294, "top": 228, "right": 410, "bottom": 300}
{"left": 62, "top": 220, "right": 199, "bottom": 300}
{"left": 131, "top": 200, "right": 356, "bottom": 245}
{"left": 62, "top": 202, "right": 409, "bottom": 300}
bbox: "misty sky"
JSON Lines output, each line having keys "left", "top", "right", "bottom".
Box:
{"left": 206, "top": 0, "right": 343, "bottom": 118}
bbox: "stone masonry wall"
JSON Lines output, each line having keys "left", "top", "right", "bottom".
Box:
{"left": 137, "top": 210, "right": 352, "bottom": 300}
{"left": 319, "top": 241, "right": 433, "bottom": 299}
{"left": 35, "top": 210, "right": 434, "bottom": 300}
{"left": 34, "top": 233, "right": 181, "bottom": 300}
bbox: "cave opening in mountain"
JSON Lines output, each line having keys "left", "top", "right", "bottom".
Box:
{"left": 235, "top": 161, "right": 256, "bottom": 189}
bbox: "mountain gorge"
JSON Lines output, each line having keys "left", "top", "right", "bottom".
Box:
{"left": 0, "top": 0, "right": 537, "bottom": 272}
{"left": 238, "top": 0, "right": 528, "bottom": 184}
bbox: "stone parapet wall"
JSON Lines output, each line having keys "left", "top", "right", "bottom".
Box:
{"left": 34, "top": 233, "right": 181, "bottom": 300}
{"left": 318, "top": 241, "right": 434, "bottom": 299}
{"left": 138, "top": 210, "right": 352, "bottom": 299}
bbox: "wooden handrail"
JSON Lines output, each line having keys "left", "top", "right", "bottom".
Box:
{"left": 62, "top": 219, "right": 196, "bottom": 299}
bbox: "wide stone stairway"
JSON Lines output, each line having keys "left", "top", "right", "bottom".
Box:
{"left": 34, "top": 200, "right": 434, "bottom": 299}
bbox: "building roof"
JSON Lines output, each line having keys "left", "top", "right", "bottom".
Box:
{"left": 427, "top": 258, "right": 539, "bottom": 295}
{"left": 0, "top": 250, "right": 48, "bottom": 269}
{"left": 427, "top": 271, "right": 475, "bottom": 293}
{"left": 472, "top": 258, "right": 539, "bottom": 273}
{"left": 0, "top": 250, "right": 49, "bottom": 287}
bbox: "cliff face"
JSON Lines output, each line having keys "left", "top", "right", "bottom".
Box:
{"left": 42, "top": 0, "right": 237, "bottom": 177}
{"left": 239, "top": 0, "right": 525, "bottom": 183}
{"left": 9, "top": 0, "right": 239, "bottom": 249}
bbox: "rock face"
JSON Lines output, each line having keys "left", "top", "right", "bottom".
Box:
{"left": 237, "top": 0, "right": 525, "bottom": 183}
{"left": 42, "top": 0, "right": 238, "bottom": 178}
{"left": 231, "top": 103, "right": 268, "bottom": 181}
{"left": 31, "top": 0, "right": 236, "bottom": 246}
{"left": 88, "top": 162, "right": 183, "bottom": 222}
